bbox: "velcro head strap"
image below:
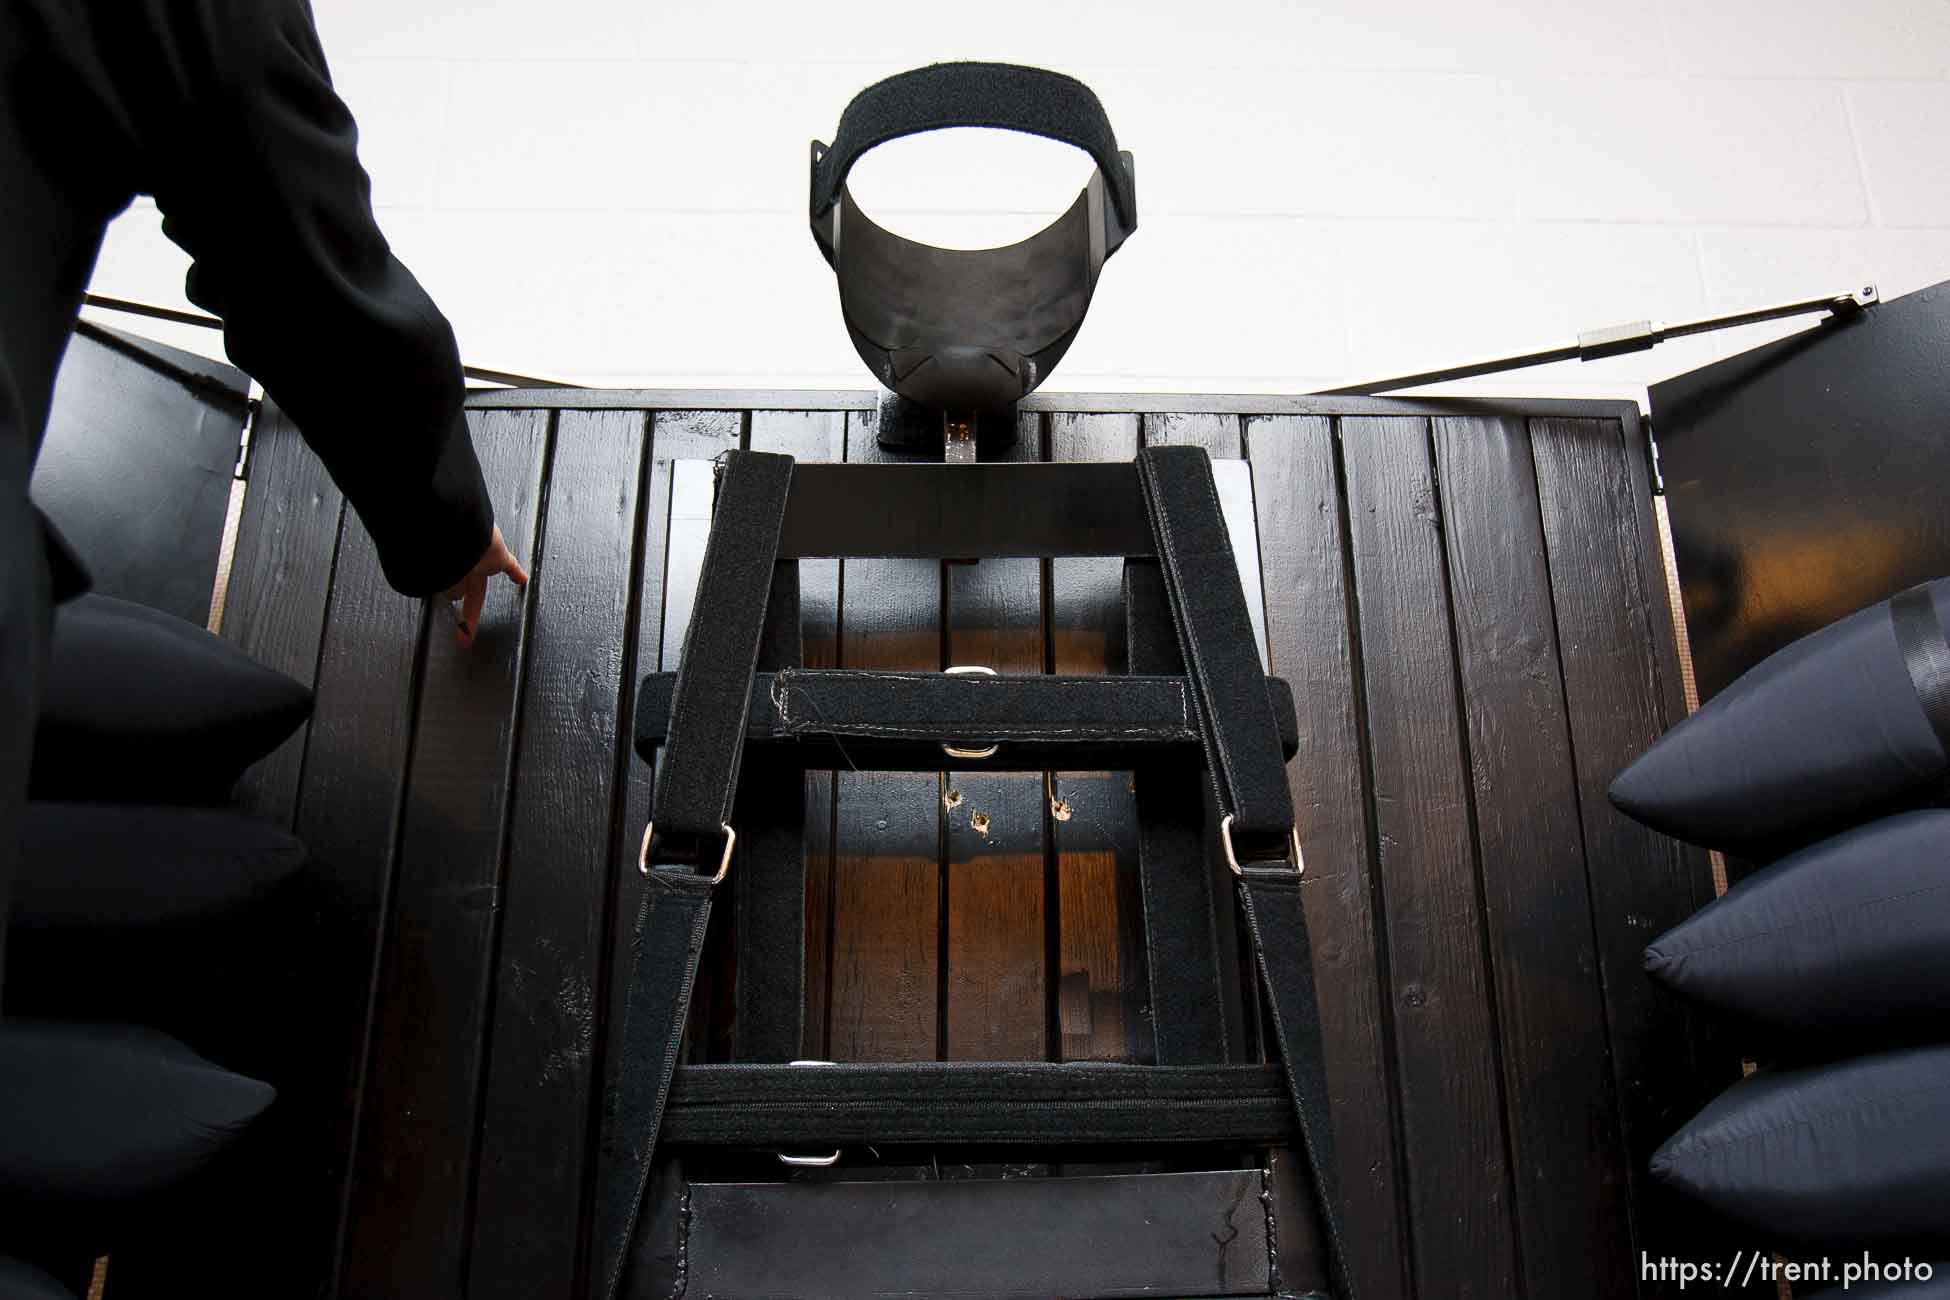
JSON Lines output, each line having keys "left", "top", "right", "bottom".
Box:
{"left": 810, "top": 61, "right": 1136, "bottom": 232}
{"left": 810, "top": 62, "right": 1137, "bottom": 413}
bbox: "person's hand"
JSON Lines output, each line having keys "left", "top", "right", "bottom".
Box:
{"left": 443, "top": 526, "right": 529, "bottom": 648}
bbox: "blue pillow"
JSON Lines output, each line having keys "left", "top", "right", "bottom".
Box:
{"left": 1652, "top": 1045, "right": 1950, "bottom": 1246}
{"left": 0, "top": 1020, "right": 274, "bottom": 1205}
{"left": 1645, "top": 809, "right": 1950, "bottom": 1046}
{"left": 1611, "top": 579, "right": 1950, "bottom": 856}
{"left": 30, "top": 594, "right": 312, "bottom": 805}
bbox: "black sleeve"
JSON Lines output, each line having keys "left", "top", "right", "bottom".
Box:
{"left": 139, "top": 0, "right": 492, "bottom": 596}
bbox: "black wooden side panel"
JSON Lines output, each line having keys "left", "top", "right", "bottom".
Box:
{"left": 1530, "top": 417, "right": 1738, "bottom": 1298}
{"left": 1340, "top": 415, "right": 1519, "bottom": 1298}
{"left": 339, "top": 410, "right": 549, "bottom": 1299}
{"left": 1432, "top": 414, "right": 1632, "bottom": 1299}
{"left": 33, "top": 326, "right": 248, "bottom": 626}
{"left": 471, "top": 410, "right": 647, "bottom": 1300}
{"left": 1246, "top": 413, "right": 1407, "bottom": 1300}
{"left": 221, "top": 401, "right": 344, "bottom": 826}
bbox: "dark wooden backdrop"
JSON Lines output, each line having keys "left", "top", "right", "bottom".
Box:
{"left": 155, "top": 390, "right": 1735, "bottom": 1299}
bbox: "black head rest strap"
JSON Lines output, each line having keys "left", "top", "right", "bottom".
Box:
{"left": 810, "top": 61, "right": 1136, "bottom": 231}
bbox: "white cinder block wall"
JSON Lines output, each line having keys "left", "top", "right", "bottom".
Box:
{"left": 83, "top": 0, "right": 1950, "bottom": 405}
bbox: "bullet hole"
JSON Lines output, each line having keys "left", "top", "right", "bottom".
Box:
{"left": 1050, "top": 798, "right": 1074, "bottom": 822}
{"left": 970, "top": 811, "right": 992, "bottom": 837}
{"left": 944, "top": 789, "right": 964, "bottom": 810}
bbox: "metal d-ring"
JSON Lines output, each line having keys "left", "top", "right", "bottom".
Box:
{"left": 941, "top": 665, "right": 1000, "bottom": 760}
{"left": 1219, "top": 813, "right": 1305, "bottom": 878}
{"left": 637, "top": 820, "right": 737, "bottom": 884}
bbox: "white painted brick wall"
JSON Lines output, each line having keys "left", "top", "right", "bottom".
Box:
{"left": 81, "top": 0, "right": 1950, "bottom": 404}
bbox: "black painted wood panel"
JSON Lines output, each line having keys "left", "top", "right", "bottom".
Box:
{"left": 1341, "top": 414, "right": 1519, "bottom": 1299}
{"left": 1246, "top": 412, "right": 1407, "bottom": 1300}
{"left": 338, "top": 410, "right": 550, "bottom": 1300}
{"left": 470, "top": 410, "right": 646, "bottom": 1300}
{"left": 200, "top": 392, "right": 1716, "bottom": 1300}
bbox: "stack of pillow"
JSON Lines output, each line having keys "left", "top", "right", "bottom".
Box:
{"left": 1611, "top": 578, "right": 1950, "bottom": 1289}
{"left": 1, "top": 593, "right": 315, "bottom": 1287}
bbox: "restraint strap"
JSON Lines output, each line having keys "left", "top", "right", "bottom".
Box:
{"left": 810, "top": 61, "right": 1135, "bottom": 231}
{"left": 1135, "top": 445, "right": 1296, "bottom": 862}
{"left": 1238, "top": 871, "right": 1354, "bottom": 1300}
{"left": 1136, "top": 445, "right": 1353, "bottom": 1295}
{"left": 661, "top": 1062, "right": 1298, "bottom": 1147}
{"left": 634, "top": 668, "right": 1300, "bottom": 770}
{"left": 1891, "top": 583, "right": 1950, "bottom": 756}
{"left": 650, "top": 450, "right": 796, "bottom": 853}
{"left": 600, "top": 450, "right": 796, "bottom": 1299}
{"left": 1125, "top": 560, "right": 1231, "bottom": 1064}
{"left": 598, "top": 869, "right": 715, "bottom": 1300}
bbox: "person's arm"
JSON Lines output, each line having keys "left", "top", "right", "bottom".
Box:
{"left": 137, "top": 0, "right": 519, "bottom": 618}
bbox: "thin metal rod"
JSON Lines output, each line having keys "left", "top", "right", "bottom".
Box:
{"left": 79, "top": 291, "right": 575, "bottom": 389}
{"left": 1318, "top": 284, "right": 1878, "bottom": 396}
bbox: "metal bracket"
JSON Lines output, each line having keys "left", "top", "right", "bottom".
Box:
{"left": 1321, "top": 284, "right": 1879, "bottom": 396}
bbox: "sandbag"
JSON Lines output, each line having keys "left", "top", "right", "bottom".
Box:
{"left": 0, "top": 1257, "right": 76, "bottom": 1300}
{"left": 1610, "top": 578, "right": 1950, "bottom": 855}
{"left": 1644, "top": 809, "right": 1950, "bottom": 1045}
{"left": 9, "top": 803, "right": 304, "bottom": 932}
{"left": 30, "top": 593, "right": 313, "bottom": 805}
{"left": 1651, "top": 1044, "right": 1950, "bottom": 1246}
{"left": 0, "top": 1020, "right": 274, "bottom": 1205}
{"left": 5, "top": 805, "right": 305, "bottom": 1053}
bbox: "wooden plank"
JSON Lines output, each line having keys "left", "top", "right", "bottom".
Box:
{"left": 747, "top": 411, "right": 846, "bottom": 1060}
{"left": 1047, "top": 412, "right": 1150, "bottom": 1065}
{"left": 221, "top": 400, "right": 344, "bottom": 826}
{"left": 1339, "top": 414, "right": 1519, "bottom": 1297}
{"left": 1140, "top": 411, "right": 1242, "bottom": 458}
{"left": 1244, "top": 413, "right": 1407, "bottom": 1300}
{"left": 1431, "top": 414, "right": 1633, "bottom": 1299}
{"left": 469, "top": 410, "right": 647, "bottom": 1299}
{"left": 1530, "top": 417, "right": 1739, "bottom": 1295}
{"left": 293, "top": 510, "right": 431, "bottom": 1299}
{"left": 826, "top": 404, "right": 941, "bottom": 1062}
{"left": 338, "top": 409, "right": 550, "bottom": 1300}
{"left": 943, "top": 410, "right": 1047, "bottom": 1061}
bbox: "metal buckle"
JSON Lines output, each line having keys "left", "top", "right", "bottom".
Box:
{"left": 778, "top": 1061, "right": 842, "bottom": 1167}
{"left": 637, "top": 820, "right": 737, "bottom": 884}
{"left": 941, "top": 665, "right": 1000, "bottom": 760}
{"left": 1219, "top": 813, "right": 1304, "bottom": 878}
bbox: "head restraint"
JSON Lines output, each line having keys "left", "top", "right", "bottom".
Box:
{"left": 811, "top": 62, "right": 1137, "bottom": 411}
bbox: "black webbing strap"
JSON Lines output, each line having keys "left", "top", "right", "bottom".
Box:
{"left": 809, "top": 61, "right": 1136, "bottom": 231}
{"left": 599, "top": 870, "right": 715, "bottom": 1299}
{"left": 661, "top": 1062, "right": 1298, "bottom": 1147}
{"left": 732, "top": 562, "right": 807, "bottom": 1062}
{"left": 1134, "top": 445, "right": 1353, "bottom": 1297}
{"left": 1891, "top": 583, "right": 1950, "bottom": 756}
{"left": 1135, "top": 446, "right": 1296, "bottom": 862}
{"left": 634, "top": 668, "right": 1301, "bottom": 770}
{"left": 1125, "top": 560, "right": 1231, "bottom": 1064}
{"left": 649, "top": 451, "right": 796, "bottom": 854}
{"left": 1238, "top": 872, "right": 1354, "bottom": 1300}
{"left": 599, "top": 450, "right": 795, "bottom": 1300}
